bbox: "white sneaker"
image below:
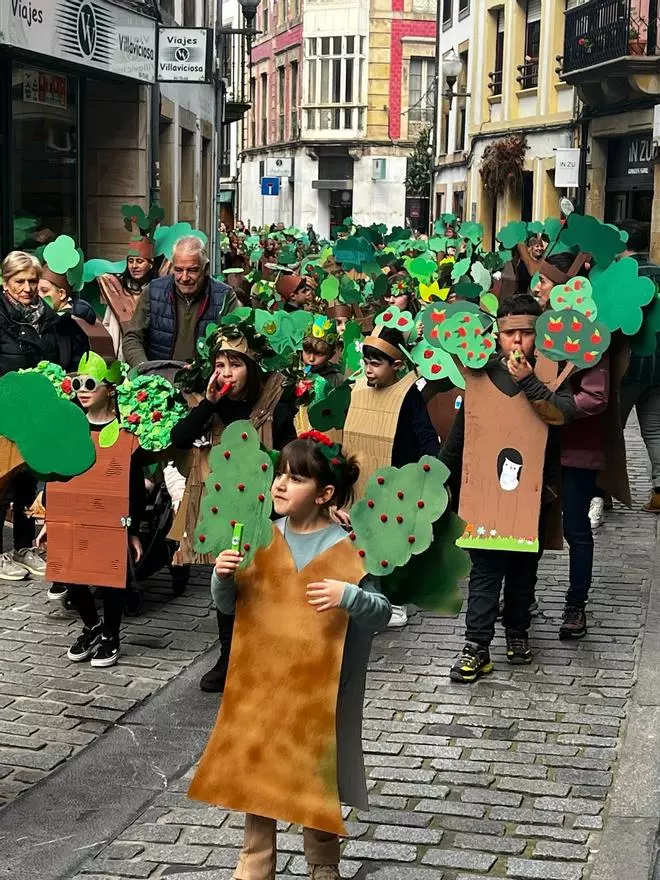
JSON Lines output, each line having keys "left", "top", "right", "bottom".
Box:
{"left": 388, "top": 605, "right": 408, "bottom": 628}
{"left": 588, "top": 497, "right": 605, "bottom": 530}
{"left": 0, "top": 552, "right": 29, "bottom": 581}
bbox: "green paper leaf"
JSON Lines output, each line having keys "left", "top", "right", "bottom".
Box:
{"left": 333, "top": 236, "right": 374, "bottom": 271}
{"left": 307, "top": 382, "right": 352, "bottom": 431}
{"left": 527, "top": 220, "right": 544, "bottom": 235}
{"left": 98, "top": 418, "right": 120, "bottom": 448}
{"left": 43, "top": 235, "right": 81, "bottom": 275}
{"left": 376, "top": 305, "right": 414, "bottom": 334}
{"left": 428, "top": 236, "right": 447, "bottom": 253}
{"left": 410, "top": 341, "right": 465, "bottom": 386}
{"left": 631, "top": 289, "right": 660, "bottom": 356}
{"left": 451, "top": 257, "right": 471, "bottom": 282}
{"left": 549, "top": 277, "right": 597, "bottom": 319}
{"left": 320, "top": 275, "right": 340, "bottom": 302}
{"left": 479, "top": 293, "right": 499, "bottom": 316}
{"left": 536, "top": 309, "right": 611, "bottom": 369}
{"left": 559, "top": 212, "right": 624, "bottom": 268}
{"left": 340, "top": 321, "right": 363, "bottom": 375}
{"left": 496, "top": 221, "right": 528, "bottom": 250}
{"left": 459, "top": 222, "right": 484, "bottom": 245}
{"left": 470, "top": 261, "right": 491, "bottom": 294}
{"left": 406, "top": 256, "right": 437, "bottom": 283}
{"left": 590, "top": 257, "right": 656, "bottom": 335}
{"left": 83, "top": 258, "right": 128, "bottom": 282}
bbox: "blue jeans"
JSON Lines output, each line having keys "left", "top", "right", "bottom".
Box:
{"left": 562, "top": 466, "right": 598, "bottom": 607}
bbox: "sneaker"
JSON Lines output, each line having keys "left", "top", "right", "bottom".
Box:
{"left": 387, "top": 605, "right": 408, "bottom": 628}
{"left": 309, "top": 866, "right": 340, "bottom": 880}
{"left": 450, "top": 643, "right": 493, "bottom": 683}
{"left": 643, "top": 491, "right": 660, "bottom": 513}
{"left": 67, "top": 622, "right": 103, "bottom": 661}
{"left": 559, "top": 605, "right": 587, "bottom": 640}
{"left": 506, "top": 632, "right": 533, "bottom": 665}
{"left": 588, "top": 497, "right": 605, "bottom": 529}
{"left": 13, "top": 547, "right": 46, "bottom": 578}
{"left": 0, "top": 552, "right": 29, "bottom": 581}
{"left": 47, "top": 583, "right": 68, "bottom": 601}
{"left": 90, "top": 636, "right": 120, "bottom": 667}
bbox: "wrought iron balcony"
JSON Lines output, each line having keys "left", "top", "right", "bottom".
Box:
{"left": 219, "top": 30, "right": 251, "bottom": 123}
{"left": 517, "top": 59, "right": 539, "bottom": 89}
{"left": 562, "top": 0, "right": 659, "bottom": 74}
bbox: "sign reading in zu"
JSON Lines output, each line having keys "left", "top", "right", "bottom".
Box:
{"left": 157, "top": 27, "right": 212, "bottom": 82}
{"left": 261, "top": 177, "right": 280, "bottom": 196}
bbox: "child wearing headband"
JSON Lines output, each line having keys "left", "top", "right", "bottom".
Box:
{"left": 208, "top": 431, "right": 391, "bottom": 880}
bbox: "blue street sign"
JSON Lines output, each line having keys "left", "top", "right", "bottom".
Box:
{"left": 261, "top": 177, "right": 280, "bottom": 196}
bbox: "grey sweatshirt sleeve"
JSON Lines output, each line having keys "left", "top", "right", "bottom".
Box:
{"left": 210, "top": 570, "right": 237, "bottom": 614}
{"left": 340, "top": 575, "right": 392, "bottom": 631}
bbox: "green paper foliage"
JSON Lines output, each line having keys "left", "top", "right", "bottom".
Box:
{"left": 153, "top": 223, "right": 208, "bottom": 259}
{"left": 453, "top": 278, "right": 482, "bottom": 301}
{"left": 405, "top": 255, "right": 437, "bottom": 283}
{"left": 320, "top": 275, "right": 340, "bottom": 302}
{"left": 42, "top": 235, "right": 85, "bottom": 292}
{"left": 382, "top": 512, "right": 468, "bottom": 613}
{"left": 559, "top": 212, "right": 624, "bottom": 268}
{"left": 194, "top": 421, "right": 274, "bottom": 567}
{"left": 375, "top": 305, "right": 415, "bottom": 334}
{"left": 19, "top": 361, "right": 74, "bottom": 400}
{"left": 479, "top": 293, "right": 499, "bottom": 317}
{"left": 0, "top": 372, "right": 95, "bottom": 479}
{"left": 549, "top": 277, "right": 597, "bottom": 319}
{"left": 450, "top": 257, "right": 471, "bottom": 282}
{"left": 428, "top": 236, "right": 447, "bottom": 253}
{"left": 307, "top": 381, "right": 352, "bottom": 431}
{"left": 350, "top": 456, "right": 450, "bottom": 577}
{"left": 77, "top": 351, "right": 123, "bottom": 385}
{"left": 98, "top": 419, "right": 120, "bottom": 448}
{"left": 409, "top": 341, "right": 465, "bottom": 386}
{"left": 496, "top": 220, "right": 529, "bottom": 250}
{"left": 339, "top": 274, "right": 361, "bottom": 304}
{"left": 590, "top": 257, "right": 655, "bottom": 335}
{"left": 83, "top": 258, "right": 130, "bottom": 282}
{"left": 536, "top": 309, "right": 611, "bottom": 370}
{"left": 440, "top": 311, "right": 497, "bottom": 367}
{"left": 631, "top": 288, "right": 660, "bottom": 356}
{"left": 470, "top": 261, "right": 491, "bottom": 295}
{"left": 420, "top": 300, "right": 486, "bottom": 347}
{"left": 459, "top": 222, "right": 484, "bottom": 245}
{"left": 255, "top": 308, "right": 310, "bottom": 357}
{"left": 340, "top": 321, "right": 364, "bottom": 375}
{"left": 117, "top": 374, "right": 187, "bottom": 451}
{"left": 333, "top": 236, "right": 374, "bottom": 271}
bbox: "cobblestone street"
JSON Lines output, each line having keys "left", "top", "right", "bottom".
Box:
{"left": 0, "top": 424, "right": 658, "bottom": 880}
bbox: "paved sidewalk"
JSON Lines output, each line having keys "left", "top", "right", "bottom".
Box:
{"left": 0, "top": 423, "right": 658, "bottom": 880}
{"left": 0, "top": 561, "right": 217, "bottom": 806}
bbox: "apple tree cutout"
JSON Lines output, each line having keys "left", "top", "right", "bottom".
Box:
{"left": 375, "top": 306, "right": 415, "bottom": 334}
{"left": 194, "top": 421, "right": 274, "bottom": 567}
{"left": 536, "top": 308, "right": 611, "bottom": 372}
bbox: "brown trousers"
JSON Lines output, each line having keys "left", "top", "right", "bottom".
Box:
{"left": 233, "top": 813, "right": 340, "bottom": 880}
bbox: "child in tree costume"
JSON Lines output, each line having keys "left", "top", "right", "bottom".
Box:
{"left": 39, "top": 352, "right": 185, "bottom": 667}
{"left": 170, "top": 311, "right": 296, "bottom": 692}
{"left": 188, "top": 423, "right": 465, "bottom": 880}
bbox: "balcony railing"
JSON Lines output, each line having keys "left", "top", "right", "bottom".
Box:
{"left": 303, "top": 105, "right": 365, "bottom": 133}
{"left": 517, "top": 59, "right": 539, "bottom": 89}
{"left": 488, "top": 69, "right": 503, "bottom": 96}
{"left": 220, "top": 30, "right": 251, "bottom": 122}
{"left": 563, "top": 0, "right": 659, "bottom": 74}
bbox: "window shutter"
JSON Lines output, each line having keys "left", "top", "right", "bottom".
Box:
{"left": 526, "top": 0, "right": 541, "bottom": 22}
{"left": 497, "top": 10, "right": 505, "bottom": 32}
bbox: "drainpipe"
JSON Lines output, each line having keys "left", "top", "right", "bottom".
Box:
{"left": 429, "top": 0, "right": 442, "bottom": 234}
{"left": 214, "top": 0, "right": 225, "bottom": 274}
{"left": 149, "top": 0, "right": 162, "bottom": 209}
{"left": 577, "top": 116, "right": 589, "bottom": 215}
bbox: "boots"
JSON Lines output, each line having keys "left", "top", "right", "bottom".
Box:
{"left": 200, "top": 610, "right": 234, "bottom": 692}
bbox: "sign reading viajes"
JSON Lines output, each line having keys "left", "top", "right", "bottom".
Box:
{"left": 1, "top": 0, "right": 157, "bottom": 82}
{"left": 157, "top": 27, "right": 213, "bottom": 83}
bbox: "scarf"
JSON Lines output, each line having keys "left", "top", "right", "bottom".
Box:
{"left": 4, "top": 291, "right": 47, "bottom": 327}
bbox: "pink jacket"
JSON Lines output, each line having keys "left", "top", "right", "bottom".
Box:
{"left": 560, "top": 352, "right": 610, "bottom": 470}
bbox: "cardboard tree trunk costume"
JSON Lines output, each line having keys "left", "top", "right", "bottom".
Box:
{"left": 46, "top": 353, "right": 186, "bottom": 589}
{"left": 188, "top": 422, "right": 467, "bottom": 835}
{"left": 169, "top": 311, "right": 289, "bottom": 565}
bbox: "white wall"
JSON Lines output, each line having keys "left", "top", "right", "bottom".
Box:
{"left": 352, "top": 156, "right": 407, "bottom": 227}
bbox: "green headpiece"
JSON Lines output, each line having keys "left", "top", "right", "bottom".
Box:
{"left": 76, "top": 352, "right": 124, "bottom": 385}
{"left": 42, "top": 235, "right": 85, "bottom": 293}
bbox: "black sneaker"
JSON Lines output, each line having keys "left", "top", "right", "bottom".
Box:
{"left": 90, "top": 636, "right": 120, "bottom": 667}
{"left": 67, "top": 622, "right": 103, "bottom": 662}
{"left": 450, "top": 644, "right": 493, "bottom": 683}
{"left": 559, "top": 605, "right": 587, "bottom": 640}
{"left": 506, "top": 632, "right": 533, "bottom": 665}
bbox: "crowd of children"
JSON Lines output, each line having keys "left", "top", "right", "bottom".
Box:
{"left": 0, "top": 208, "right": 654, "bottom": 880}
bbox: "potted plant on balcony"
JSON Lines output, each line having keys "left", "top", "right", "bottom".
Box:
{"left": 577, "top": 35, "right": 593, "bottom": 53}
{"left": 629, "top": 24, "right": 647, "bottom": 55}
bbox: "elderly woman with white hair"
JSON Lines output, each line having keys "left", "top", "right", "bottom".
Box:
{"left": 122, "top": 235, "right": 240, "bottom": 368}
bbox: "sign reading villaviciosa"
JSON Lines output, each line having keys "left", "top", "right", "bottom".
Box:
{"left": 1, "top": 0, "right": 157, "bottom": 82}
{"left": 157, "top": 27, "right": 212, "bottom": 83}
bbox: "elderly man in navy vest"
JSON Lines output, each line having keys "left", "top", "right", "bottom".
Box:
{"left": 123, "top": 236, "right": 239, "bottom": 367}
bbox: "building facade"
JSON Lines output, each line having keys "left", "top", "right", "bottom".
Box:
{"left": 466, "top": 0, "right": 577, "bottom": 245}
{"left": 559, "top": 0, "right": 660, "bottom": 261}
{"left": 0, "top": 0, "right": 228, "bottom": 263}
{"left": 432, "top": 0, "right": 473, "bottom": 224}
{"left": 239, "top": 0, "right": 438, "bottom": 236}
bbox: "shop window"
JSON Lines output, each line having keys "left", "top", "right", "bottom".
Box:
{"left": 11, "top": 64, "right": 79, "bottom": 250}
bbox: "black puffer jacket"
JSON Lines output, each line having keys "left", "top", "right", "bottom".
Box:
{"left": 0, "top": 293, "right": 62, "bottom": 376}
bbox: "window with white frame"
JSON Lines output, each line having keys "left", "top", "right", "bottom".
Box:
{"left": 304, "top": 35, "right": 365, "bottom": 131}
{"left": 408, "top": 57, "right": 436, "bottom": 124}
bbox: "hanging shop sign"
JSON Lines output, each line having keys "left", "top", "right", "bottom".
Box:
{"left": 554, "top": 148, "right": 581, "bottom": 189}
{"left": 1, "top": 0, "right": 157, "bottom": 82}
{"left": 157, "top": 27, "right": 213, "bottom": 83}
{"left": 608, "top": 132, "right": 655, "bottom": 183}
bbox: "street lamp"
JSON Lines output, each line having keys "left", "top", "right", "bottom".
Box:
{"left": 442, "top": 49, "right": 468, "bottom": 109}
{"left": 238, "top": 0, "right": 260, "bottom": 43}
